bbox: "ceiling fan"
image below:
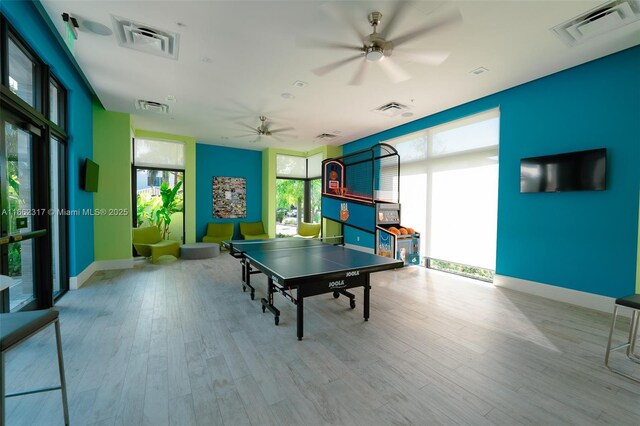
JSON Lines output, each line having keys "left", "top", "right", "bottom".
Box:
{"left": 237, "top": 116, "right": 295, "bottom": 143}
{"left": 300, "top": 2, "right": 462, "bottom": 85}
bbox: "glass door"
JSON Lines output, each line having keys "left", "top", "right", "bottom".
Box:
{"left": 0, "top": 116, "right": 48, "bottom": 312}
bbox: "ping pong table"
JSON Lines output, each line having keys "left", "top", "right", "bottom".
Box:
{"left": 224, "top": 238, "right": 403, "bottom": 340}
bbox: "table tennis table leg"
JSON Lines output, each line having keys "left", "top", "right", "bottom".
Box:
{"left": 261, "top": 278, "right": 280, "bottom": 326}
{"left": 297, "top": 295, "right": 304, "bottom": 341}
{"left": 243, "top": 260, "right": 255, "bottom": 300}
{"left": 364, "top": 275, "right": 370, "bottom": 322}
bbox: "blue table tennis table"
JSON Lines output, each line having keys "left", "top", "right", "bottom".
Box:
{"left": 224, "top": 238, "right": 403, "bottom": 340}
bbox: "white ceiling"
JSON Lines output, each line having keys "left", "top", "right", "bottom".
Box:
{"left": 40, "top": 1, "right": 640, "bottom": 152}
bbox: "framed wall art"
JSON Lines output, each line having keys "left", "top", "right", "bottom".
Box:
{"left": 212, "top": 176, "right": 246, "bottom": 218}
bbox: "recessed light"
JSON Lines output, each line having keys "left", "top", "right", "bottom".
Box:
{"left": 470, "top": 67, "right": 489, "bottom": 75}
{"left": 292, "top": 80, "right": 308, "bottom": 88}
{"left": 401, "top": 112, "right": 413, "bottom": 118}
{"left": 281, "top": 92, "right": 295, "bottom": 99}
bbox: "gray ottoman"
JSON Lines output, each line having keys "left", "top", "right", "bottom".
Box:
{"left": 180, "top": 243, "right": 220, "bottom": 259}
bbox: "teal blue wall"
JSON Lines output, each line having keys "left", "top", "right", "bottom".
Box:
{"left": 196, "top": 144, "right": 262, "bottom": 240}
{"left": 1, "top": 1, "right": 95, "bottom": 276}
{"left": 343, "top": 46, "right": 640, "bottom": 298}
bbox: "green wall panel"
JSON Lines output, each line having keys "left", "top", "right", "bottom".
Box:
{"left": 93, "top": 103, "right": 132, "bottom": 260}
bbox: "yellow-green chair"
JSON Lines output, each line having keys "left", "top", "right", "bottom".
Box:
{"left": 294, "top": 222, "right": 321, "bottom": 239}
{"left": 132, "top": 226, "right": 180, "bottom": 263}
{"left": 239, "top": 221, "right": 269, "bottom": 240}
{"left": 203, "top": 222, "right": 234, "bottom": 247}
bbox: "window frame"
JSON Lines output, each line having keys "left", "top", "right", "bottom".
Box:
{"left": 0, "top": 14, "right": 71, "bottom": 309}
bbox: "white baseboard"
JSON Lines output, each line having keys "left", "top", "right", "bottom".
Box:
{"left": 493, "top": 274, "right": 615, "bottom": 314}
{"left": 69, "top": 258, "right": 133, "bottom": 290}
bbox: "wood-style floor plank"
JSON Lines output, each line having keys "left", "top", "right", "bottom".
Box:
{"left": 5, "top": 255, "right": 640, "bottom": 425}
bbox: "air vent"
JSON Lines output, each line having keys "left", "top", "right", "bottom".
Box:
{"left": 112, "top": 15, "right": 180, "bottom": 60}
{"left": 373, "top": 102, "right": 410, "bottom": 118}
{"left": 551, "top": 0, "right": 640, "bottom": 46}
{"left": 136, "top": 100, "right": 170, "bottom": 114}
{"left": 315, "top": 133, "right": 338, "bottom": 140}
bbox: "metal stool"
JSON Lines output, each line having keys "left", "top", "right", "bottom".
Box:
{"left": 605, "top": 294, "right": 640, "bottom": 381}
{"left": 1, "top": 308, "right": 69, "bottom": 425}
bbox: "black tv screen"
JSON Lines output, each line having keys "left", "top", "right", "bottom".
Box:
{"left": 520, "top": 148, "right": 606, "bottom": 193}
{"left": 82, "top": 159, "right": 99, "bottom": 192}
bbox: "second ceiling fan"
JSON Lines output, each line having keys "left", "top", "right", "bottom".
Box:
{"left": 237, "top": 116, "right": 295, "bottom": 143}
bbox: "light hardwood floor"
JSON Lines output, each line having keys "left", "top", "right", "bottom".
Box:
{"left": 4, "top": 254, "right": 640, "bottom": 425}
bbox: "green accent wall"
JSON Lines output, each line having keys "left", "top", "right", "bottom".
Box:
{"left": 261, "top": 145, "right": 342, "bottom": 238}
{"left": 134, "top": 129, "right": 197, "bottom": 244}
{"left": 92, "top": 103, "right": 132, "bottom": 260}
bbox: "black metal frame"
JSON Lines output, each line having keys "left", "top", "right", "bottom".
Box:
{"left": 320, "top": 143, "right": 401, "bottom": 245}
{"left": 0, "top": 14, "right": 70, "bottom": 311}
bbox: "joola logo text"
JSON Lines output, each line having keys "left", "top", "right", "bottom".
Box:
{"left": 345, "top": 271, "right": 359, "bottom": 277}
{"left": 328, "top": 280, "right": 346, "bottom": 289}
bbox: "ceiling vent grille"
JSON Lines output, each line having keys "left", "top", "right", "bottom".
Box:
{"left": 136, "top": 100, "right": 170, "bottom": 114}
{"left": 373, "top": 102, "right": 410, "bottom": 118}
{"left": 551, "top": 0, "right": 640, "bottom": 46}
{"left": 112, "top": 15, "right": 180, "bottom": 60}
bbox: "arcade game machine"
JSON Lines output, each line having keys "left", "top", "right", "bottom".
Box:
{"left": 321, "top": 143, "right": 420, "bottom": 266}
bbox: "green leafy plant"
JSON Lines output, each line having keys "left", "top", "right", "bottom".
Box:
{"left": 136, "top": 179, "right": 183, "bottom": 239}
{"left": 154, "top": 180, "right": 183, "bottom": 239}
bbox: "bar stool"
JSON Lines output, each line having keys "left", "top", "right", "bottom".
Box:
{"left": 1, "top": 308, "right": 69, "bottom": 425}
{"left": 604, "top": 294, "right": 640, "bottom": 382}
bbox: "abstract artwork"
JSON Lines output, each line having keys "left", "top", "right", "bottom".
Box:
{"left": 212, "top": 176, "right": 246, "bottom": 218}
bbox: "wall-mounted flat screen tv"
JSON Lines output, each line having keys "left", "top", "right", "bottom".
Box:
{"left": 520, "top": 148, "right": 606, "bottom": 193}
{"left": 82, "top": 158, "right": 99, "bottom": 192}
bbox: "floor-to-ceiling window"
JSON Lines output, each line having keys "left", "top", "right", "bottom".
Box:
{"left": 1, "top": 16, "right": 69, "bottom": 311}
{"left": 275, "top": 153, "right": 322, "bottom": 237}
{"left": 132, "top": 138, "right": 185, "bottom": 243}
{"left": 387, "top": 109, "right": 500, "bottom": 281}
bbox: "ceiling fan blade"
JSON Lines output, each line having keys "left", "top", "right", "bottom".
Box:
{"left": 320, "top": 1, "right": 366, "bottom": 44}
{"left": 312, "top": 54, "right": 362, "bottom": 77}
{"left": 236, "top": 133, "right": 259, "bottom": 138}
{"left": 271, "top": 135, "right": 286, "bottom": 143}
{"left": 296, "top": 37, "right": 361, "bottom": 51}
{"left": 392, "top": 7, "right": 462, "bottom": 47}
{"left": 237, "top": 122, "right": 258, "bottom": 132}
{"left": 270, "top": 127, "right": 295, "bottom": 134}
{"left": 348, "top": 59, "right": 369, "bottom": 86}
{"left": 380, "top": 0, "right": 411, "bottom": 40}
{"left": 392, "top": 49, "right": 451, "bottom": 66}
{"left": 250, "top": 136, "right": 262, "bottom": 143}
{"left": 378, "top": 59, "right": 411, "bottom": 84}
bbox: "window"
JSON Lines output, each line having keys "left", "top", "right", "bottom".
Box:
{"left": 275, "top": 153, "right": 323, "bottom": 237}
{"left": 132, "top": 139, "right": 185, "bottom": 243}
{"left": 0, "top": 16, "right": 71, "bottom": 311}
{"left": 134, "top": 138, "right": 185, "bottom": 169}
{"left": 49, "top": 77, "right": 66, "bottom": 128}
{"left": 387, "top": 109, "right": 500, "bottom": 280}
{"left": 8, "top": 36, "right": 36, "bottom": 108}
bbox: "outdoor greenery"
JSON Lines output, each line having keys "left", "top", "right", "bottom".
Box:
{"left": 275, "top": 178, "right": 322, "bottom": 223}
{"left": 136, "top": 178, "right": 183, "bottom": 239}
{"left": 6, "top": 125, "right": 23, "bottom": 276}
{"left": 428, "top": 258, "right": 494, "bottom": 282}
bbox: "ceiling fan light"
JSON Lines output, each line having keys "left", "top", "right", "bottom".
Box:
{"left": 366, "top": 45, "right": 384, "bottom": 61}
